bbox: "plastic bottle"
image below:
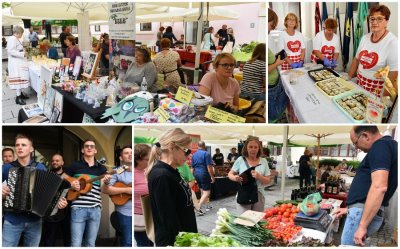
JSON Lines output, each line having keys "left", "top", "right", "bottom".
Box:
{"left": 140, "top": 76, "right": 148, "bottom": 92}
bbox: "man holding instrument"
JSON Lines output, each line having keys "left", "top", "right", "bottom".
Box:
{"left": 64, "top": 139, "right": 108, "bottom": 247}
{"left": 102, "top": 146, "right": 132, "bottom": 247}
{"left": 2, "top": 134, "right": 68, "bottom": 247}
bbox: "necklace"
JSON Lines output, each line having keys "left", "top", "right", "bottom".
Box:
{"left": 371, "top": 30, "right": 387, "bottom": 43}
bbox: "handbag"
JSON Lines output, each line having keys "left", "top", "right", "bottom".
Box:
{"left": 236, "top": 157, "right": 259, "bottom": 205}
{"left": 140, "top": 194, "right": 155, "bottom": 243}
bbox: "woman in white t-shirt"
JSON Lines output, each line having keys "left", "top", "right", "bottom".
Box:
{"left": 311, "top": 18, "right": 341, "bottom": 68}
{"left": 278, "top": 13, "right": 306, "bottom": 70}
{"left": 348, "top": 4, "right": 398, "bottom": 97}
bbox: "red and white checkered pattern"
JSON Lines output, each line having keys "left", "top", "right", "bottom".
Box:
{"left": 281, "top": 55, "right": 301, "bottom": 70}
{"left": 310, "top": 52, "right": 333, "bottom": 63}
{"left": 357, "top": 72, "right": 384, "bottom": 98}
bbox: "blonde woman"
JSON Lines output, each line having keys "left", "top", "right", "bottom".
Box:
{"left": 278, "top": 13, "right": 306, "bottom": 70}
{"left": 146, "top": 128, "right": 197, "bottom": 246}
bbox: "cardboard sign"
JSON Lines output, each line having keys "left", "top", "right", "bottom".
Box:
{"left": 175, "top": 87, "right": 194, "bottom": 105}
{"left": 205, "top": 106, "right": 246, "bottom": 123}
{"left": 366, "top": 98, "right": 384, "bottom": 123}
{"left": 154, "top": 107, "right": 170, "bottom": 123}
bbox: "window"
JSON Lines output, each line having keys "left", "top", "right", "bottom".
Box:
{"left": 95, "top": 25, "right": 101, "bottom": 32}
{"left": 140, "top": 23, "right": 152, "bottom": 31}
{"left": 339, "top": 145, "right": 349, "bottom": 157}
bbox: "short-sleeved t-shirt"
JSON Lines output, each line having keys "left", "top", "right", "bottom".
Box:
{"left": 231, "top": 156, "right": 270, "bottom": 196}
{"left": 178, "top": 163, "right": 195, "bottom": 182}
{"left": 268, "top": 48, "right": 279, "bottom": 86}
{"left": 356, "top": 32, "right": 398, "bottom": 80}
{"left": 191, "top": 149, "right": 213, "bottom": 177}
{"left": 134, "top": 167, "right": 148, "bottom": 215}
{"left": 312, "top": 31, "right": 341, "bottom": 56}
{"left": 109, "top": 168, "right": 132, "bottom": 216}
{"left": 199, "top": 72, "right": 240, "bottom": 105}
{"left": 212, "top": 153, "right": 224, "bottom": 166}
{"left": 241, "top": 59, "right": 266, "bottom": 94}
{"left": 347, "top": 136, "right": 398, "bottom": 207}
{"left": 278, "top": 30, "right": 306, "bottom": 57}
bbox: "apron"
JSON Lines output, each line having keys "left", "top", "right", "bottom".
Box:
{"left": 310, "top": 45, "right": 335, "bottom": 63}
{"left": 8, "top": 37, "right": 30, "bottom": 90}
{"left": 357, "top": 72, "right": 384, "bottom": 98}
{"left": 281, "top": 55, "right": 301, "bottom": 70}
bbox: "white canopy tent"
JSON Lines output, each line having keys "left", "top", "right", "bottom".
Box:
{"left": 135, "top": 124, "right": 397, "bottom": 199}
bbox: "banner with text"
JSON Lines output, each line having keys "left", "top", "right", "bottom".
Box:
{"left": 108, "top": 2, "right": 136, "bottom": 40}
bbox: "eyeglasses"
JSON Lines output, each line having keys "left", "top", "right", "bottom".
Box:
{"left": 369, "top": 16, "right": 386, "bottom": 23}
{"left": 175, "top": 144, "right": 192, "bottom": 156}
{"left": 352, "top": 134, "right": 363, "bottom": 147}
{"left": 84, "top": 144, "right": 96, "bottom": 149}
{"left": 218, "top": 63, "right": 235, "bottom": 69}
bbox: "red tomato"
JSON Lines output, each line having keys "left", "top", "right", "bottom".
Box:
{"left": 277, "top": 215, "right": 282, "bottom": 221}
{"left": 273, "top": 207, "right": 279, "bottom": 214}
{"left": 281, "top": 204, "right": 287, "bottom": 209}
{"left": 290, "top": 213, "right": 297, "bottom": 219}
{"left": 266, "top": 211, "right": 273, "bottom": 218}
{"left": 287, "top": 203, "right": 293, "bottom": 208}
{"left": 282, "top": 217, "right": 289, "bottom": 223}
{"left": 278, "top": 211, "right": 283, "bottom": 215}
{"left": 283, "top": 212, "right": 290, "bottom": 218}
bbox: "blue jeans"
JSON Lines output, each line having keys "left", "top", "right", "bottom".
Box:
{"left": 70, "top": 206, "right": 101, "bottom": 247}
{"left": 134, "top": 231, "right": 154, "bottom": 247}
{"left": 2, "top": 219, "right": 42, "bottom": 247}
{"left": 268, "top": 78, "right": 288, "bottom": 122}
{"left": 341, "top": 206, "right": 384, "bottom": 245}
{"left": 117, "top": 212, "right": 132, "bottom": 247}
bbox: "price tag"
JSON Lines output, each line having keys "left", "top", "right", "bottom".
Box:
{"left": 154, "top": 108, "right": 170, "bottom": 123}
{"left": 205, "top": 106, "right": 246, "bottom": 123}
{"left": 175, "top": 87, "right": 194, "bottom": 105}
{"left": 366, "top": 98, "right": 384, "bottom": 123}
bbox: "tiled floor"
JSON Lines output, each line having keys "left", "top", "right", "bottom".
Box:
{"left": 2, "top": 60, "right": 38, "bottom": 123}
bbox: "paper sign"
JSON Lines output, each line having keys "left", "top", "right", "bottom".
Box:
{"left": 205, "top": 106, "right": 246, "bottom": 123}
{"left": 154, "top": 108, "right": 170, "bottom": 123}
{"left": 175, "top": 87, "right": 194, "bottom": 105}
{"left": 108, "top": 2, "right": 136, "bottom": 40}
{"left": 366, "top": 98, "right": 384, "bottom": 123}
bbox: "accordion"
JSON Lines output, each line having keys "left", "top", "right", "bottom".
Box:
{"left": 4, "top": 166, "right": 68, "bottom": 217}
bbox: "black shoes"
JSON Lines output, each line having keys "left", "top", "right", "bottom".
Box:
{"left": 16, "top": 96, "right": 26, "bottom": 105}
{"left": 20, "top": 92, "right": 29, "bottom": 99}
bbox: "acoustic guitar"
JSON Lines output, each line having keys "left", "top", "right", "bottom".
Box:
{"left": 66, "top": 165, "right": 128, "bottom": 201}
{"left": 109, "top": 182, "right": 132, "bottom": 205}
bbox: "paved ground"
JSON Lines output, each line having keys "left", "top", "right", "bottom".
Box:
{"left": 194, "top": 177, "right": 396, "bottom": 246}
{"left": 2, "top": 60, "right": 38, "bottom": 123}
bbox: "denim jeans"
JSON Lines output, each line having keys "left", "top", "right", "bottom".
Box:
{"left": 2, "top": 219, "right": 42, "bottom": 247}
{"left": 268, "top": 78, "right": 288, "bottom": 122}
{"left": 134, "top": 231, "right": 154, "bottom": 247}
{"left": 341, "top": 206, "right": 384, "bottom": 246}
{"left": 70, "top": 206, "right": 101, "bottom": 247}
{"left": 117, "top": 212, "right": 132, "bottom": 247}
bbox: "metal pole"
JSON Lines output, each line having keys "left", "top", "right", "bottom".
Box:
{"left": 281, "top": 125, "right": 289, "bottom": 200}
{"left": 316, "top": 135, "right": 321, "bottom": 185}
{"left": 193, "top": 2, "right": 204, "bottom": 85}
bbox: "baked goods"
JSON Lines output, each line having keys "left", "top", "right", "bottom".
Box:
{"left": 335, "top": 93, "right": 368, "bottom": 121}
{"left": 309, "top": 69, "right": 337, "bottom": 81}
{"left": 316, "top": 78, "right": 352, "bottom": 96}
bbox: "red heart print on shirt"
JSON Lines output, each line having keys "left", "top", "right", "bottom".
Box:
{"left": 287, "top": 40, "right": 301, "bottom": 53}
{"left": 358, "top": 50, "right": 379, "bottom": 69}
{"left": 321, "top": 45, "right": 335, "bottom": 54}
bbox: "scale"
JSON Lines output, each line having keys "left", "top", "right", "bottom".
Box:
{"left": 294, "top": 209, "right": 332, "bottom": 232}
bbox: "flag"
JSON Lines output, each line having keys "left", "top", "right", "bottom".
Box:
{"left": 353, "top": 2, "right": 369, "bottom": 57}
{"left": 342, "top": 2, "right": 354, "bottom": 69}
{"left": 336, "top": 4, "right": 343, "bottom": 54}
{"left": 315, "top": 2, "right": 322, "bottom": 33}
{"left": 322, "top": 2, "right": 328, "bottom": 22}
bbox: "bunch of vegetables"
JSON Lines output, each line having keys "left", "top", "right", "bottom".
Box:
{"left": 263, "top": 203, "right": 302, "bottom": 242}
{"left": 211, "top": 208, "right": 273, "bottom": 247}
{"left": 288, "top": 236, "right": 327, "bottom": 247}
{"left": 174, "top": 232, "right": 241, "bottom": 247}
{"left": 240, "top": 41, "right": 259, "bottom": 53}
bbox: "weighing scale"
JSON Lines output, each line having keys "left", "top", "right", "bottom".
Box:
{"left": 294, "top": 209, "right": 332, "bottom": 232}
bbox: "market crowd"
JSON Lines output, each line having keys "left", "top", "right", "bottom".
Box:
{"left": 2, "top": 135, "right": 132, "bottom": 247}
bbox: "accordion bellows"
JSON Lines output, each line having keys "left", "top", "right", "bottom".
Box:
{"left": 4, "top": 167, "right": 66, "bottom": 217}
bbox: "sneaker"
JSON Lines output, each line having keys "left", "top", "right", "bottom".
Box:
{"left": 197, "top": 209, "right": 205, "bottom": 216}
{"left": 205, "top": 205, "right": 213, "bottom": 212}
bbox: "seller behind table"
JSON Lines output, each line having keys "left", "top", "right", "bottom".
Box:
{"left": 124, "top": 47, "right": 158, "bottom": 93}
{"left": 311, "top": 18, "right": 341, "bottom": 68}
{"left": 199, "top": 53, "right": 240, "bottom": 111}
{"left": 333, "top": 126, "right": 397, "bottom": 246}
{"left": 41, "top": 39, "right": 59, "bottom": 60}
{"left": 347, "top": 4, "right": 398, "bottom": 97}
{"left": 64, "top": 35, "right": 81, "bottom": 64}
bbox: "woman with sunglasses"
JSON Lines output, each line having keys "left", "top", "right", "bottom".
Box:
{"left": 347, "top": 4, "right": 398, "bottom": 97}
{"left": 146, "top": 128, "right": 197, "bottom": 246}
{"left": 199, "top": 53, "right": 240, "bottom": 111}
{"left": 124, "top": 47, "right": 158, "bottom": 93}
{"left": 228, "top": 136, "right": 271, "bottom": 213}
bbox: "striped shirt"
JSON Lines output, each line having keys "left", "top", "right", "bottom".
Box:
{"left": 65, "top": 160, "right": 107, "bottom": 208}
{"left": 240, "top": 59, "right": 266, "bottom": 94}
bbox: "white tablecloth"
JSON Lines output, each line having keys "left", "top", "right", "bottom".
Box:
{"left": 280, "top": 68, "right": 370, "bottom": 123}
{"left": 28, "top": 62, "right": 41, "bottom": 93}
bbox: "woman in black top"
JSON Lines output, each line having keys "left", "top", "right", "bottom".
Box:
{"left": 298, "top": 149, "right": 311, "bottom": 188}
{"left": 146, "top": 128, "right": 197, "bottom": 246}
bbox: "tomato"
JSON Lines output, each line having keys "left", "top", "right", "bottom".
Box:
{"left": 277, "top": 215, "right": 282, "bottom": 221}
{"left": 278, "top": 211, "right": 283, "bottom": 215}
{"left": 283, "top": 212, "right": 290, "bottom": 218}
{"left": 282, "top": 217, "right": 289, "bottom": 223}
{"left": 281, "top": 204, "right": 287, "bottom": 209}
{"left": 290, "top": 213, "right": 297, "bottom": 219}
{"left": 287, "top": 203, "right": 293, "bottom": 208}
{"left": 265, "top": 211, "right": 273, "bottom": 218}
{"left": 273, "top": 207, "right": 280, "bottom": 214}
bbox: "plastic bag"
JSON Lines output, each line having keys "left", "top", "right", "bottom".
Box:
{"left": 300, "top": 193, "right": 321, "bottom": 216}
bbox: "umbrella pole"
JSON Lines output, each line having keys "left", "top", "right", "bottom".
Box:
{"left": 193, "top": 2, "right": 204, "bottom": 85}
{"left": 316, "top": 135, "right": 321, "bottom": 186}
{"left": 281, "top": 125, "right": 288, "bottom": 200}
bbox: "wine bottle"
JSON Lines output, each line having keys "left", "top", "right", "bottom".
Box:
{"left": 332, "top": 176, "right": 338, "bottom": 194}
{"left": 327, "top": 176, "right": 333, "bottom": 194}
